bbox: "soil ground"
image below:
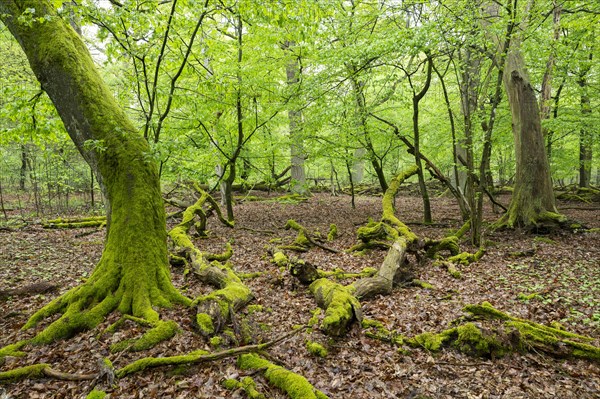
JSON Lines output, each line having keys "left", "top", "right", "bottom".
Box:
{"left": 0, "top": 190, "right": 599, "bottom": 398}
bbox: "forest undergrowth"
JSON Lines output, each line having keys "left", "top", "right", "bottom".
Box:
{"left": 0, "top": 191, "right": 598, "bottom": 398}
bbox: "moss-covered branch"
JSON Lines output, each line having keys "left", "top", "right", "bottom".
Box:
{"left": 116, "top": 326, "right": 305, "bottom": 378}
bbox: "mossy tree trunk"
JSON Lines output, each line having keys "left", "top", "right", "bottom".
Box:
{"left": 0, "top": 0, "right": 189, "bottom": 343}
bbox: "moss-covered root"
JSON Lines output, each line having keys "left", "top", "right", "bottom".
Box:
{"left": 237, "top": 354, "right": 329, "bottom": 399}
{"left": 309, "top": 278, "right": 362, "bottom": 336}
{"left": 447, "top": 248, "right": 485, "bottom": 266}
{"left": 193, "top": 265, "right": 253, "bottom": 336}
{"left": 0, "top": 363, "right": 50, "bottom": 381}
{"left": 425, "top": 236, "right": 460, "bottom": 259}
{"left": 492, "top": 208, "right": 567, "bottom": 232}
{"left": 407, "top": 322, "right": 509, "bottom": 358}
{"left": 223, "top": 376, "right": 266, "bottom": 399}
{"left": 0, "top": 340, "right": 29, "bottom": 362}
{"left": 280, "top": 219, "right": 312, "bottom": 252}
{"left": 110, "top": 320, "right": 179, "bottom": 352}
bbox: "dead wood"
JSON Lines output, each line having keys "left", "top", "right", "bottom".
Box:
{"left": 0, "top": 282, "right": 58, "bottom": 300}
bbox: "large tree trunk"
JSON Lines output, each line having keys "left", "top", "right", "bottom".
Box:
{"left": 498, "top": 47, "right": 560, "bottom": 228}
{"left": 491, "top": 0, "right": 562, "bottom": 229}
{"left": 1, "top": 0, "right": 189, "bottom": 343}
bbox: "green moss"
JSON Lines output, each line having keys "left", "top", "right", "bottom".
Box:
{"left": 309, "top": 278, "right": 360, "bottom": 336}
{"left": 206, "top": 242, "right": 234, "bottom": 262}
{"left": 209, "top": 336, "right": 223, "bottom": 347}
{"left": 327, "top": 224, "right": 338, "bottom": 241}
{"left": 362, "top": 318, "right": 404, "bottom": 346}
{"left": 452, "top": 323, "right": 506, "bottom": 357}
{"left": 464, "top": 302, "right": 511, "bottom": 320}
{"left": 361, "top": 318, "right": 385, "bottom": 330}
{"left": 0, "top": 363, "right": 49, "bottom": 381}
{"left": 247, "top": 305, "right": 264, "bottom": 314}
{"left": 0, "top": 341, "right": 28, "bottom": 360}
{"left": 517, "top": 292, "right": 540, "bottom": 301}
{"left": 196, "top": 313, "right": 215, "bottom": 335}
{"left": 273, "top": 252, "right": 288, "bottom": 267}
{"left": 448, "top": 248, "right": 485, "bottom": 266}
{"left": 306, "top": 341, "right": 328, "bottom": 358}
{"left": 86, "top": 389, "right": 107, "bottom": 399}
{"left": 427, "top": 236, "right": 460, "bottom": 258}
{"left": 408, "top": 332, "right": 447, "bottom": 351}
{"left": 110, "top": 320, "right": 179, "bottom": 352}
{"left": 223, "top": 378, "right": 239, "bottom": 390}
{"left": 412, "top": 279, "right": 434, "bottom": 289}
{"left": 223, "top": 376, "right": 266, "bottom": 398}
{"left": 237, "top": 354, "right": 328, "bottom": 399}
{"left": 533, "top": 236, "right": 556, "bottom": 244}
{"left": 453, "top": 220, "right": 471, "bottom": 239}
{"left": 308, "top": 308, "right": 322, "bottom": 327}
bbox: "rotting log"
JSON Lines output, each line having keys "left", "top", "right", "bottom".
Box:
{"left": 42, "top": 216, "right": 106, "bottom": 229}
{"left": 407, "top": 302, "right": 600, "bottom": 361}
{"left": 353, "top": 238, "right": 409, "bottom": 299}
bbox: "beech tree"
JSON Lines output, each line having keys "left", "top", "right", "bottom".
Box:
{"left": 488, "top": 0, "right": 564, "bottom": 229}
{"left": 0, "top": 0, "right": 190, "bottom": 343}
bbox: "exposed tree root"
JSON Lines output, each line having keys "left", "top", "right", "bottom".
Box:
{"left": 237, "top": 353, "right": 329, "bottom": 399}
{"left": 309, "top": 279, "right": 362, "bottom": 336}
{"left": 168, "top": 194, "right": 252, "bottom": 336}
{"left": 281, "top": 220, "right": 340, "bottom": 253}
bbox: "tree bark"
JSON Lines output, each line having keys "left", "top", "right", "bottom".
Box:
{"left": 0, "top": 0, "right": 189, "bottom": 343}
{"left": 284, "top": 41, "right": 308, "bottom": 195}
{"left": 491, "top": 0, "right": 562, "bottom": 228}
{"left": 578, "top": 51, "right": 593, "bottom": 188}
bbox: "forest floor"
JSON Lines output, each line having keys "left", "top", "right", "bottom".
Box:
{"left": 0, "top": 189, "right": 599, "bottom": 399}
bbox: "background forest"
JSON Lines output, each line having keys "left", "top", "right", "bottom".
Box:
{"left": 0, "top": 0, "right": 598, "bottom": 222}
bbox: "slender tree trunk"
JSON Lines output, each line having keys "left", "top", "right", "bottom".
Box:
{"left": 459, "top": 47, "right": 481, "bottom": 243}
{"left": 284, "top": 41, "right": 308, "bottom": 195}
{"left": 540, "top": 1, "right": 561, "bottom": 163}
{"left": 19, "top": 144, "right": 27, "bottom": 191}
{"left": 1, "top": 0, "right": 189, "bottom": 343}
{"left": 351, "top": 148, "right": 366, "bottom": 185}
{"left": 578, "top": 52, "right": 593, "bottom": 188}
{"left": 349, "top": 74, "right": 388, "bottom": 192}
{"left": 412, "top": 56, "right": 433, "bottom": 224}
